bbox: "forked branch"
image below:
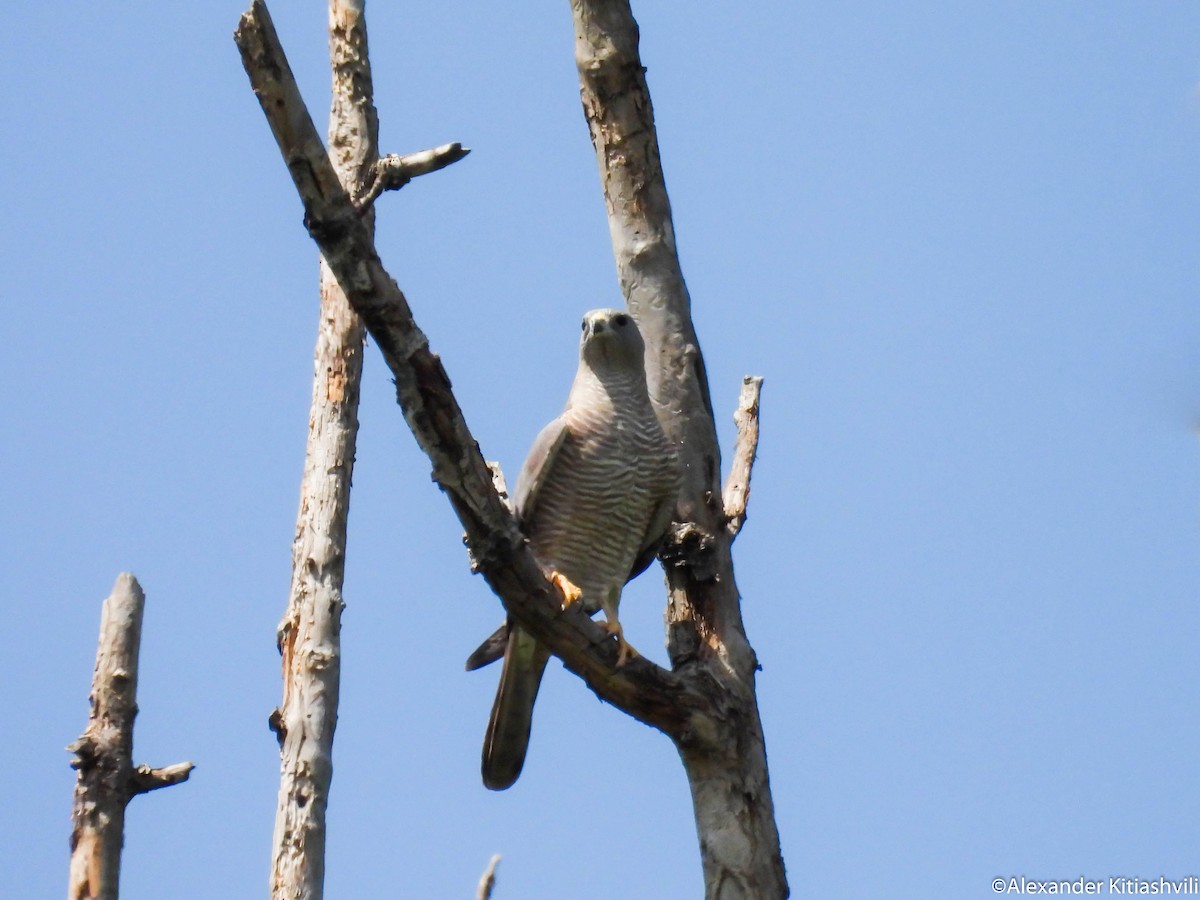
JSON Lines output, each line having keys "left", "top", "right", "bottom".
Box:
{"left": 267, "top": 0, "right": 379, "bottom": 895}
{"left": 572, "top": 1, "right": 787, "bottom": 895}
{"left": 234, "top": 0, "right": 709, "bottom": 737}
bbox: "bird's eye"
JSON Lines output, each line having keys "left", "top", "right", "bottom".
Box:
{"left": 613, "top": 313, "right": 629, "bottom": 327}
{"left": 581, "top": 318, "right": 588, "bottom": 331}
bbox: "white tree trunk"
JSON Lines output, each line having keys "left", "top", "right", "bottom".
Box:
{"left": 268, "top": 2, "right": 376, "bottom": 897}
{"left": 571, "top": 2, "right": 788, "bottom": 896}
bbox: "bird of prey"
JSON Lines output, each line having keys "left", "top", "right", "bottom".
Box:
{"left": 466, "top": 308, "right": 680, "bottom": 791}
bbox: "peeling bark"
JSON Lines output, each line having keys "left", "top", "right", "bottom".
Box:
{"left": 267, "top": 2, "right": 376, "bottom": 897}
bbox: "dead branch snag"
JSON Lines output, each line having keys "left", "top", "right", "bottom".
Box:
{"left": 572, "top": 1, "right": 787, "bottom": 896}
{"left": 67, "top": 573, "right": 193, "bottom": 900}
{"left": 263, "top": 0, "right": 381, "bottom": 897}
{"left": 475, "top": 854, "right": 501, "bottom": 900}
{"left": 354, "top": 143, "right": 471, "bottom": 210}
{"left": 130, "top": 761, "right": 195, "bottom": 795}
{"left": 235, "top": 0, "right": 713, "bottom": 738}
{"left": 723, "top": 376, "right": 764, "bottom": 539}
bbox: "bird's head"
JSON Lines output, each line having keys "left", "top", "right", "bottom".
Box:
{"left": 579, "top": 308, "right": 645, "bottom": 371}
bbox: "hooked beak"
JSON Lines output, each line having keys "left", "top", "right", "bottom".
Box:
{"left": 584, "top": 315, "right": 611, "bottom": 340}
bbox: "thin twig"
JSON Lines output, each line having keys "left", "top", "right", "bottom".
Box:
{"left": 354, "top": 143, "right": 471, "bottom": 210}
{"left": 722, "top": 376, "right": 764, "bottom": 538}
{"left": 130, "top": 762, "right": 197, "bottom": 796}
{"left": 475, "top": 854, "right": 501, "bottom": 900}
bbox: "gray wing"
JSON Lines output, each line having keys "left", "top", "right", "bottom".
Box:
{"left": 512, "top": 417, "right": 570, "bottom": 527}
{"left": 464, "top": 418, "right": 570, "bottom": 672}
{"left": 467, "top": 443, "right": 675, "bottom": 673}
{"left": 627, "top": 492, "right": 677, "bottom": 581}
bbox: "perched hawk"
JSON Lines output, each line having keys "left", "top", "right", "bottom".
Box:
{"left": 467, "top": 308, "right": 680, "bottom": 791}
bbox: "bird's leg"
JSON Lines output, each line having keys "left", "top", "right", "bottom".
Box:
{"left": 550, "top": 571, "right": 583, "bottom": 611}
{"left": 599, "top": 585, "right": 637, "bottom": 667}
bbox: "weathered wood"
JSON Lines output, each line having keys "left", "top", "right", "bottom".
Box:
{"left": 475, "top": 854, "right": 501, "bottom": 900}
{"left": 236, "top": 2, "right": 781, "bottom": 895}
{"left": 570, "top": 2, "right": 787, "bottom": 897}
{"left": 354, "top": 142, "right": 471, "bottom": 210}
{"left": 267, "top": 1, "right": 376, "bottom": 897}
{"left": 67, "top": 574, "right": 193, "bottom": 900}
{"left": 723, "top": 376, "right": 764, "bottom": 539}
{"left": 235, "top": 0, "right": 711, "bottom": 738}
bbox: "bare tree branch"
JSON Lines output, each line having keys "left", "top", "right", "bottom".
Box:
{"left": 354, "top": 142, "right": 471, "bottom": 210}
{"left": 237, "top": 3, "right": 781, "bottom": 894}
{"left": 571, "top": 2, "right": 788, "bottom": 896}
{"left": 722, "top": 376, "right": 764, "bottom": 539}
{"left": 68, "top": 574, "right": 193, "bottom": 900}
{"left": 236, "top": 1, "right": 785, "bottom": 895}
{"left": 475, "top": 854, "right": 501, "bottom": 900}
{"left": 267, "top": 1, "right": 377, "bottom": 896}
{"left": 130, "top": 762, "right": 196, "bottom": 796}
{"left": 234, "top": 0, "right": 711, "bottom": 739}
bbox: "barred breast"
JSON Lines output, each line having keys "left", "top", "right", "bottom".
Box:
{"left": 526, "top": 369, "right": 675, "bottom": 610}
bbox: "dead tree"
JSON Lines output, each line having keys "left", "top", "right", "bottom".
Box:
{"left": 236, "top": 1, "right": 787, "bottom": 896}
{"left": 265, "top": 1, "right": 375, "bottom": 895}
{"left": 571, "top": 4, "right": 786, "bottom": 895}
{"left": 256, "top": 3, "right": 467, "bottom": 898}
{"left": 67, "top": 573, "right": 194, "bottom": 900}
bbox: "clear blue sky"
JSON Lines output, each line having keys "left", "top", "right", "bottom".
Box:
{"left": 3, "top": 3, "right": 1198, "bottom": 898}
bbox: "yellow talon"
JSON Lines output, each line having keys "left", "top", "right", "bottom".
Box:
{"left": 600, "top": 616, "right": 638, "bottom": 667}
{"left": 595, "top": 585, "right": 637, "bottom": 666}
{"left": 551, "top": 571, "right": 583, "bottom": 610}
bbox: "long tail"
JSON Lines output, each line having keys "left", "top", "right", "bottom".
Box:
{"left": 482, "top": 624, "right": 550, "bottom": 791}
